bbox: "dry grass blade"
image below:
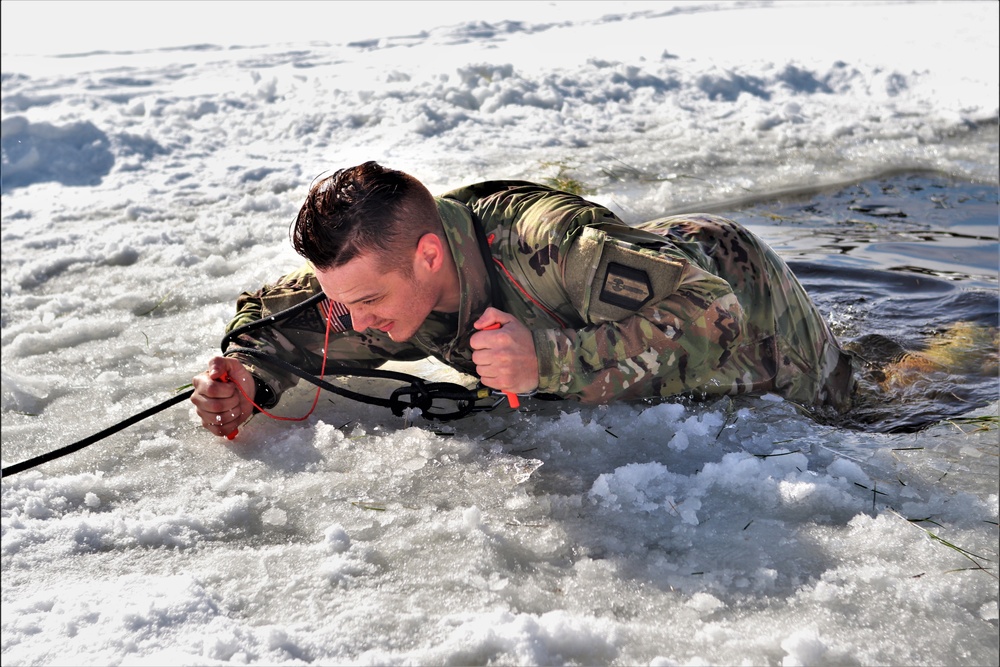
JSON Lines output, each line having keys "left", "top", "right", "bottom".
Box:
{"left": 890, "top": 509, "right": 998, "bottom": 580}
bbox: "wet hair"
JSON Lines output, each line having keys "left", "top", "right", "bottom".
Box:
{"left": 290, "top": 161, "right": 441, "bottom": 272}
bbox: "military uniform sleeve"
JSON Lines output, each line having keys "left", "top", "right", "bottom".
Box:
{"left": 223, "top": 264, "right": 428, "bottom": 407}
{"left": 532, "top": 228, "right": 771, "bottom": 403}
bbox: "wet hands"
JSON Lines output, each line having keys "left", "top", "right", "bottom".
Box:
{"left": 191, "top": 356, "right": 255, "bottom": 438}
{"left": 470, "top": 307, "right": 539, "bottom": 395}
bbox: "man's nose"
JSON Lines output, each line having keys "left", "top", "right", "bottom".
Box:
{"left": 350, "top": 308, "right": 373, "bottom": 331}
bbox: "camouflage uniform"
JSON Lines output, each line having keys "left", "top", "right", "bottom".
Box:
{"left": 225, "top": 181, "right": 854, "bottom": 414}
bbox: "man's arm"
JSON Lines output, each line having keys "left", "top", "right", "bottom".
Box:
{"left": 192, "top": 265, "right": 426, "bottom": 436}
{"left": 532, "top": 227, "right": 774, "bottom": 404}
{"left": 467, "top": 232, "right": 765, "bottom": 403}
{"left": 448, "top": 181, "right": 765, "bottom": 403}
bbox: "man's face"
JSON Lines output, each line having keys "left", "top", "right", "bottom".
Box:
{"left": 313, "top": 251, "right": 437, "bottom": 343}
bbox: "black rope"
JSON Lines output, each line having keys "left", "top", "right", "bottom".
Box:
{"left": 2, "top": 342, "right": 493, "bottom": 478}
{"left": 1, "top": 389, "right": 193, "bottom": 477}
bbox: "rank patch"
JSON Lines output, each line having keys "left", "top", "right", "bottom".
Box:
{"left": 599, "top": 262, "right": 653, "bottom": 310}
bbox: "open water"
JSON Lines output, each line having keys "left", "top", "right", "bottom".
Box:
{"left": 726, "top": 171, "right": 998, "bottom": 433}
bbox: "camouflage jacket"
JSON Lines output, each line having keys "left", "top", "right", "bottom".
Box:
{"left": 225, "top": 181, "right": 853, "bottom": 412}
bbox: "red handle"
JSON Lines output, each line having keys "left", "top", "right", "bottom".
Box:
{"left": 480, "top": 323, "right": 520, "bottom": 408}
{"left": 219, "top": 372, "right": 240, "bottom": 439}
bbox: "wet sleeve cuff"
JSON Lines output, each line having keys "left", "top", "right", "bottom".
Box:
{"left": 533, "top": 328, "right": 575, "bottom": 395}
{"left": 251, "top": 375, "right": 278, "bottom": 411}
{"left": 223, "top": 352, "right": 285, "bottom": 410}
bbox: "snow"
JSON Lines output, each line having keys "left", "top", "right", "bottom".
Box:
{"left": 2, "top": 1, "right": 998, "bottom": 665}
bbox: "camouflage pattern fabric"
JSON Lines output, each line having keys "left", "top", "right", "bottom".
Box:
{"left": 224, "top": 182, "right": 854, "bottom": 414}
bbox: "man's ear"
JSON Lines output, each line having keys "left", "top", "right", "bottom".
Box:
{"left": 414, "top": 232, "right": 445, "bottom": 274}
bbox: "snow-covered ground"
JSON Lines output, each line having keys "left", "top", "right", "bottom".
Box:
{"left": 2, "top": 2, "right": 997, "bottom": 665}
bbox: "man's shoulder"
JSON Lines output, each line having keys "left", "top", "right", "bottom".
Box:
{"left": 440, "top": 180, "right": 550, "bottom": 206}
{"left": 443, "top": 181, "right": 621, "bottom": 233}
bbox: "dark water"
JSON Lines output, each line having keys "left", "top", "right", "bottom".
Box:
{"left": 726, "top": 171, "right": 999, "bottom": 432}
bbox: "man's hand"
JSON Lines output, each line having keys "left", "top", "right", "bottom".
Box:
{"left": 470, "top": 307, "right": 539, "bottom": 394}
{"left": 191, "top": 356, "right": 256, "bottom": 438}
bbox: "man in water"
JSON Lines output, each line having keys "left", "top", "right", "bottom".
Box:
{"left": 191, "top": 161, "right": 854, "bottom": 437}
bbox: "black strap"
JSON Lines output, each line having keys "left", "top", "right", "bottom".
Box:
{"left": 469, "top": 211, "right": 506, "bottom": 311}
{"left": 225, "top": 346, "right": 481, "bottom": 419}
{"left": 219, "top": 291, "right": 328, "bottom": 353}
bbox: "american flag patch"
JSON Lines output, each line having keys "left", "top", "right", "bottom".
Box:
{"left": 325, "top": 300, "right": 352, "bottom": 333}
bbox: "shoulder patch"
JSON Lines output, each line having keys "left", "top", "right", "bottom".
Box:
{"left": 564, "top": 226, "right": 688, "bottom": 323}
{"left": 587, "top": 237, "right": 686, "bottom": 323}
